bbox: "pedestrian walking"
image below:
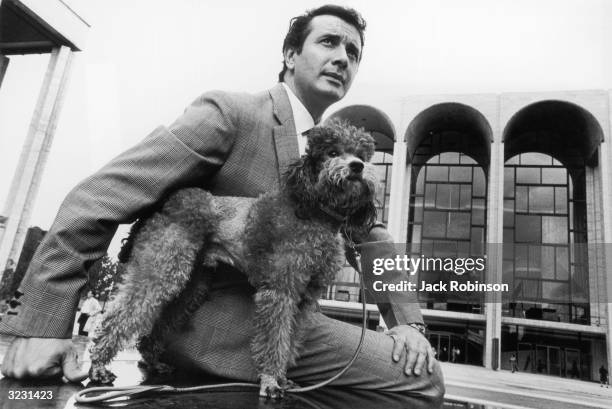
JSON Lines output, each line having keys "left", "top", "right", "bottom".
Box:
{"left": 77, "top": 291, "right": 101, "bottom": 336}
{"left": 599, "top": 365, "right": 609, "bottom": 387}
{"left": 510, "top": 353, "right": 519, "bottom": 373}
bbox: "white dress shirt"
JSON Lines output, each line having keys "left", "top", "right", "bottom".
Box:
{"left": 281, "top": 82, "right": 316, "bottom": 156}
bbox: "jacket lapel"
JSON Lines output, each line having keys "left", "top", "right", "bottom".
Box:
{"left": 270, "top": 84, "right": 299, "bottom": 184}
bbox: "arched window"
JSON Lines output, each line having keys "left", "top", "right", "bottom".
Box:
{"left": 503, "top": 152, "right": 588, "bottom": 323}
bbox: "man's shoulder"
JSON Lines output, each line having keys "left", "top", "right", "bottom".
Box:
{"left": 194, "top": 87, "right": 275, "bottom": 113}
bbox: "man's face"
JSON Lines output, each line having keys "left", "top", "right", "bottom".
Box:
{"left": 285, "top": 15, "right": 362, "bottom": 116}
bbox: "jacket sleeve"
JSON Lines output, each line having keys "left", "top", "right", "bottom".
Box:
{"left": 358, "top": 226, "right": 424, "bottom": 328}
{"left": 0, "top": 91, "right": 239, "bottom": 338}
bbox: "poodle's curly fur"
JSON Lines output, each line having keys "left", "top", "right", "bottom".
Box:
{"left": 88, "top": 119, "right": 378, "bottom": 398}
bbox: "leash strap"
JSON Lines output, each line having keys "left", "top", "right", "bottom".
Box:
{"left": 75, "top": 383, "right": 261, "bottom": 403}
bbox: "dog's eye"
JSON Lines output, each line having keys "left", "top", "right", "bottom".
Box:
{"left": 328, "top": 150, "right": 339, "bottom": 157}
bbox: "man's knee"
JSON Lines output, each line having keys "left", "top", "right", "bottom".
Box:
{"left": 427, "top": 360, "right": 446, "bottom": 399}
{"left": 397, "top": 359, "right": 445, "bottom": 400}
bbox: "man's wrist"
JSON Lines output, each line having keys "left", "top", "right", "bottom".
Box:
{"left": 407, "top": 322, "right": 427, "bottom": 336}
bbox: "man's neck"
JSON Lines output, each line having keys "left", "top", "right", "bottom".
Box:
{"left": 282, "top": 79, "right": 325, "bottom": 123}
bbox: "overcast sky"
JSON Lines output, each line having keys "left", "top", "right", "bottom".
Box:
{"left": 1, "top": 0, "right": 611, "bottom": 256}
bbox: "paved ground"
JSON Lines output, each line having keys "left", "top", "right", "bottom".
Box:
{"left": 443, "top": 362, "right": 612, "bottom": 409}
{"left": 0, "top": 334, "right": 611, "bottom": 408}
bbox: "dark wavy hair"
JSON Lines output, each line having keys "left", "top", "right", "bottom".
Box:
{"left": 278, "top": 5, "right": 366, "bottom": 82}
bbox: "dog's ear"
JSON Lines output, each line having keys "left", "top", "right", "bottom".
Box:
{"left": 284, "top": 156, "right": 318, "bottom": 211}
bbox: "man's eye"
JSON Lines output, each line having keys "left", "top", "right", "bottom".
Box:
{"left": 321, "top": 38, "right": 333, "bottom": 46}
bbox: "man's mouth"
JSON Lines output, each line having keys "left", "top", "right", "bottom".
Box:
{"left": 323, "top": 72, "right": 345, "bottom": 85}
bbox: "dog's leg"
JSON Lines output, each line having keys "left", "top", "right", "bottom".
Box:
{"left": 89, "top": 189, "right": 219, "bottom": 384}
{"left": 137, "top": 271, "right": 210, "bottom": 379}
{"left": 251, "top": 287, "right": 299, "bottom": 399}
{"left": 88, "top": 223, "right": 202, "bottom": 383}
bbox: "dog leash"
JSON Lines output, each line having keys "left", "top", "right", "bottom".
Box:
{"left": 74, "top": 242, "right": 376, "bottom": 404}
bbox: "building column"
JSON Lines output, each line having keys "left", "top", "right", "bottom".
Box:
{"left": 380, "top": 141, "right": 410, "bottom": 328}
{"left": 387, "top": 141, "right": 409, "bottom": 241}
{"left": 0, "top": 46, "right": 74, "bottom": 277}
{"left": 598, "top": 139, "right": 612, "bottom": 375}
{"left": 0, "top": 54, "right": 9, "bottom": 231}
{"left": 0, "top": 54, "right": 9, "bottom": 90}
{"left": 484, "top": 139, "right": 504, "bottom": 369}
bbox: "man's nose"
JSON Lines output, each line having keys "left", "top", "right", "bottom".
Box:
{"left": 332, "top": 47, "right": 349, "bottom": 68}
{"left": 349, "top": 160, "right": 364, "bottom": 173}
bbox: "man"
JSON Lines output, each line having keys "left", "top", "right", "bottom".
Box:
{"left": 1, "top": 5, "right": 443, "bottom": 397}
{"left": 510, "top": 353, "right": 519, "bottom": 373}
{"left": 76, "top": 291, "right": 101, "bottom": 336}
{"left": 600, "top": 365, "right": 609, "bottom": 387}
{"left": 0, "top": 259, "right": 15, "bottom": 302}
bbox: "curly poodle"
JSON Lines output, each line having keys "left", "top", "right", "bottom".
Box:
{"left": 88, "top": 119, "right": 378, "bottom": 398}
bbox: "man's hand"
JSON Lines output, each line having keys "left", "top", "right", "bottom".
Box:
{"left": 1, "top": 337, "right": 88, "bottom": 382}
{"left": 386, "top": 325, "right": 435, "bottom": 376}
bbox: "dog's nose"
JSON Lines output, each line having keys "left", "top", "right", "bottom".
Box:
{"left": 349, "top": 161, "right": 364, "bottom": 174}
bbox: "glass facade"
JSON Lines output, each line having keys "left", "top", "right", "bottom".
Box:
{"left": 373, "top": 151, "right": 393, "bottom": 224}
{"left": 502, "top": 153, "right": 589, "bottom": 324}
{"left": 407, "top": 152, "right": 487, "bottom": 313}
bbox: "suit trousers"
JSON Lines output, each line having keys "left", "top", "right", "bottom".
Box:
{"left": 163, "top": 284, "right": 445, "bottom": 399}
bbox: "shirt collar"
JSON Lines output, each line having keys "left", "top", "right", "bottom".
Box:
{"left": 281, "top": 82, "right": 316, "bottom": 135}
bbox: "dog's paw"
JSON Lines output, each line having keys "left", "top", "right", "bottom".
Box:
{"left": 88, "top": 363, "right": 117, "bottom": 385}
{"left": 279, "top": 377, "right": 299, "bottom": 391}
{"left": 137, "top": 359, "right": 176, "bottom": 375}
{"left": 259, "top": 374, "right": 284, "bottom": 399}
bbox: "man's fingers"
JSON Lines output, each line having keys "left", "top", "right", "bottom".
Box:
{"left": 39, "top": 366, "right": 63, "bottom": 379}
{"left": 390, "top": 335, "right": 403, "bottom": 362}
{"left": 1, "top": 338, "right": 20, "bottom": 377}
{"left": 1, "top": 346, "right": 13, "bottom": 376}
{"left": 427, "top": 347, "right": 436, "bottom": 373}
{"left": 413, "top": 351, "right": 427, "bottom": 376}
{"left": 61, "top": 347, "right": 88, "bottom": 383}
{"left": 404, "top": 349, "right": 418, "bottom": 376}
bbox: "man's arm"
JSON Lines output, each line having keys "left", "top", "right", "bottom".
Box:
{"left": 357, "top": 225, "right": 435, "bottom": 376}
{"left": 358, "top": 225, "right": 423, "bottom": 327}
{"left": 0, "top": 91, "right": 239, "bottom": 378}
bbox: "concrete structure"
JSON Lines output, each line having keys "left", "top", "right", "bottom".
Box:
{"left": 323, "top": 89, "right": 612, "bottom": 382}
{"left": 0, "top": 0, "right": 88, "bottom": 282}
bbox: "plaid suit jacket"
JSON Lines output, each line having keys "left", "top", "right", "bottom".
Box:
{"left": 0, "top": 83, "right": 422, "bottom": 339}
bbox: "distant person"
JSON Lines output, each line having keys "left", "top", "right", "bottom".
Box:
{"left": 77, "top": 291, "right": 101, "bottom": 336}
{"left": 523, "top": 354, "right": 531, "bottom": 371}
{"left": 510, "top": 353, "right": 519, "bottom": 373}
{"left": 440, "top": 347, "right": 448, "bottom": 362}
{"left": 569, "top": 360, "right": 579, "bottom": 379}
{"left": 536, "top": 359, "right": 545, "bottom": 373}
{"left": 0, "top": 259, "right": 16, "bottom": 302}
{"left": 451, "top": 347, "right": 461, "bottom": 363}
{"left": 600, "top": 365, "right": 609, "bottom": 388}
{"left": 2, "top": 259, "right": 15, "bottom": 279}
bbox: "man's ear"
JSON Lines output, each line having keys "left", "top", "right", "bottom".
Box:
{"left": 284, "top": 47, "right": 297, "bottom": 71}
